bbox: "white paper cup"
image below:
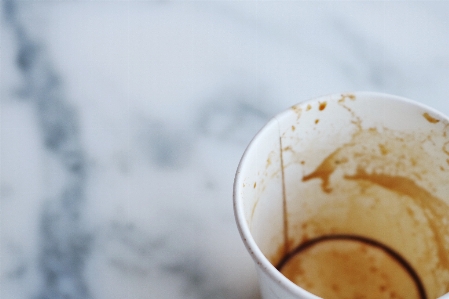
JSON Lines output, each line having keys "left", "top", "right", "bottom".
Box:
{"left": 233, "top": 92, "right": 449, "bottom": 299}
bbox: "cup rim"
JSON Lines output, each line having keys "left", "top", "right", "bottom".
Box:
{"left": 233, "top": 91, "right": 449, "bottom": 298}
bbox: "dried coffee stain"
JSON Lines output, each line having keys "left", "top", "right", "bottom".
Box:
{"left": 379, "top": 144, "right": 389, "bottom": 155}
{"left": 319, "top": 102, "right": 327, "bottom": 111}
{"left": 345, "top": 169, "right": 449, "bottom": 271}
{"left": 279, "top": 136, "right": 290, "bottom": 255}
{"left": 338, "top": 93, "right": 356, "bottom": 103}
{"left": 302, "top": 150, "right": 343, "bottom": 193}
{"left": 283, "top": 146, "right": 293, "bottom": 152}
{"left": 444, "top": 142, "right": 449, "bottom": 155}
{"left": 423, "top": 112, "right": 440, "bottom": 124}
{"left": 347, "top": 94, "right": 356, "bottom": 100}
{"left": 337, "top": 97, "right": 362, "bottom": 129}
{"left": 291, "top": 104, "right": 302, "bottom": 120}
{"left": 266, "top": 157, "right": 272, "bottom": 168}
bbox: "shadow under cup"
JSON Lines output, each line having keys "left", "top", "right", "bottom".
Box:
{"left": 234, "top": 93, "right": 449, "bottom": 299}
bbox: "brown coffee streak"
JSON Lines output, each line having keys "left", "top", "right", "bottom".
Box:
{"left": 345, "top": 169, "right": 449, "bottom": 271}
{"left": 302, "top": 150, "right": 341, "bottom": 192}
{"left": 279, "top": 136, "right": 290, "bottom": 256}
{"left": 423, "top": 112, "right": 440, "bottom": 124}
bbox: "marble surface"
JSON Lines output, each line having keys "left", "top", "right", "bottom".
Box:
{"left": 1, "top": 1, "right": 449, "bottom": 299}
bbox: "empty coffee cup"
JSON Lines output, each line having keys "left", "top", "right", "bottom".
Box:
{"left": 234, "top": 92, "right": 449, "bottom": 299}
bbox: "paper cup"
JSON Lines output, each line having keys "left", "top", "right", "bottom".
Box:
{"left": 233, "top": 92, "right": 449, "bottom": 299}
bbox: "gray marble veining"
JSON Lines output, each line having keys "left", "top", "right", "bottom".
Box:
{"left": 4, "top": 1, "right": 91, "bottom": 298}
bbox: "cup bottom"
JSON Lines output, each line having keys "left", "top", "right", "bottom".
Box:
{"left": 277, "top": 235, "right": 426, "bottom": 299}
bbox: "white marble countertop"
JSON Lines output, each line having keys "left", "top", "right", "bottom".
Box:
{"left": 1, "top": 1, "right": 449, "bottom": 299}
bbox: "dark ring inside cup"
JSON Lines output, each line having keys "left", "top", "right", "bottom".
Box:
{"left": 276, "top": 235, "right": 427, "bottom": 299}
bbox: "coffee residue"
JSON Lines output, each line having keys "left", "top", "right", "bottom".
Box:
{"left": 278, "top": 236, "right": 425, "bottom": 299}
{"left": 345, "top": 169, "right": 449, "bottom": 270}
{"left": 319, "top": 102, "right": 327, "bottom": 111}
{"left": 302, "top": 150, "right": 346, "bottom": 193}
{"left": 291, "top": 104, "right": 303, "bottom": 120}
{"left": 423, "top": 112, "right": 440, "bottom": 124}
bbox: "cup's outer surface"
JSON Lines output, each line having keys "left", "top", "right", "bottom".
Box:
{"left": 234, "top": 118, "right": 320, "bottom": 299}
